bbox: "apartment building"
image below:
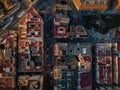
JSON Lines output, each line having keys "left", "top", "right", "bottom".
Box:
{"left": 72, "top": 0, "right": 108, "bottom": 10}
{"left": 19, "top": 7, "right": 44, "bottom": 72}
{"left": 96, "top": 43, "right": 112, "bottom": 85}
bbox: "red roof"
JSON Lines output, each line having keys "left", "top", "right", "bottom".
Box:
{"left": 106, "top": 78, "right": 112, "bottom": 84}
{"left": 0, "top": 78, "right": 14, "bottom": 89}
{"left": 118, "top": 57, "right": 120, "bottom": 84}
{"left": 79, "top": 72, "right": 92, "bottom": 88}
{"left": 18, "top": 7, "right": 43, "bottom": 62}
{"left": 27, "top": 7, "right": 40, "bottom": 18}
{"left": 19, "top": 53, "right": 29, "bottom": 60}
{"left": 99, "top": 77, "right": 104, "bottom": 84}
{"left": 98, "top": 50, "right": 111, "bottom": 56}
{"left": 115, "top": 28, "right": 120, "bottom": 37}
{"left": 99, "top": 65, "right": 104, "bottom": 75}
{"left": 107, "top": 66, "right": 112, "bottom": 74}
{"left": 0, "top": 66, "right": 4, "bottom": 73}
{"left": 19, "top": 15, "right": 27, "bottom": 25}
{"left": 118, "top": 73, "right": 120, "bottom": 84}
{"left": 117, "top": 43, "right": 120, "bottom": 51}
{"left": 80, "top": 72, "right": 92, "bottom": 79}
{"left": 80, "top": 80, "right": 92, "bottom": 88}
{"left": 98, "top": 50, "right": 103, "bottom": 56}
{"left": 30, "top": 42, "right": 41, "bottom": 47}
{"left": 80, "top": 86, "right": 92, "bottom": 90}
{"left": 83, "top": 56, "right": 92, "bottom": 62}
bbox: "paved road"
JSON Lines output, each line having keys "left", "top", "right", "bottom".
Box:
{"left": 0, "top": 0, "right": 27, "bottom": 36}
{"left": 43, "top": 13, "right": 55, "bottom": 90}
{"left": 42, "top": 0, "right": 55, "bottom": 90}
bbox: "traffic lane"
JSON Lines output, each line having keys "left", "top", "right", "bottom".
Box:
{"left": 11, "top": 2, "right": 28, "bottom": 18}
{"left": 0, "top": 1, "right": 27, "bottom": 30}
{"left": 0, "top": 17, "right": 13, "bottom": 36}
{"left": 5, "top": 1, "right": 28, "bottom": 30}
{"left": 0, "top": 0, "right": 21, "bottom": 21}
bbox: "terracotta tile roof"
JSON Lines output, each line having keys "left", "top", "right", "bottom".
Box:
{"left": 0, "top": 77, "right": 14, "bottom": 89}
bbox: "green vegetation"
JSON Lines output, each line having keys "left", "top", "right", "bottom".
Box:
{"left": 101, "top": 15, "right": 120, "bottom": 34}
{"left": 66, "top": 55, "right": 78, "bottom": 66}
{"left": 83, "top": 15, "right": 120, "bottom": 34}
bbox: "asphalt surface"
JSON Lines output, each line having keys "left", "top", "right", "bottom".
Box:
{"left": 42, "top": 1, "right": 55, "bottom": 89}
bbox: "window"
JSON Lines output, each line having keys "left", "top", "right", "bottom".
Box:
{"left": 27, "top": 61, "right": 30, "bottom": 66}
{"left": 77, "top": 48, "right": 80, "bottom": 51}
{"left": 70, "top": 50, "right": 72, "bottom": 52}
{"left": 28, "top": 22, "right": 35, "bottom": 28}
{"left": 58, "top": 27, "right": 65, "bottom": 34}
{"left": 31, "top": 24, "right": 35, "bottom": 28}
{"left": 60, "top": 28, "right": 63, "bottom": 31}
{"left": 33, "top": 15, "right": 38, "bottom": 18}
{"left": 81, "top": 66, "right": 84, "bottom": 68}
{"left": 31, "top": 32, "right": 35, "bottom": 36}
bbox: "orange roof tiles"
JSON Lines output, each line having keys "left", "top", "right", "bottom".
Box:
{"left": 116, "top": 0, "right": 120, "bottom": 9}
{"left": 27, "top": 7, "right": 40, "bottom": 16}
{"left": 79, "top": 4, "right": 108, "bottom": 9}
{"left": 73, "top": 0, "right": 108, "bottom": 10}
{"left": 19, "top": 15, "right": 27, "bottom": 25}
{"left": 19, "top": 7, "right": 43, "bottom": 64}
{"left": 3, "top": 0, "right": 14, "bottom": 10}
{"left": 83, "top": 56, "right": 92, "bottom": 62}
{"left": 0, "top": 59, "right": 14, "bottom": 73}
{"left": 54, "top": 17, "right": 70, "bottom": 24}
{"left": 0, "top": 77, "right": 14, "bottom": 89}
{"left": 73, "top": 0, "right": 81, "bottom": 10}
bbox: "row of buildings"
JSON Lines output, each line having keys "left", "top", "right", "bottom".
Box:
{"left": 72, "top": 0, "right": 120, "bottom": 10}
{"left": 0, "top": 6, "right": 44, "bottom": 90}
{"left": 0, "top": 31, "right": 17, "bottom": 89}
{"left": 54, "top": 43, "right": 91, "bottom": 56}
{"left": 53, "top": 42, "right": 120, "bottom": 90}
{"left": 54, "top": 16, "right": 120, "bottom": 39}
{"left": 54, "top": 43, "right": 92, "bottom": 90}
{"left": 54, "top": 16, "right": 88, "bottom": 38}
{"left": 113, "top": 27, "right": 120, "bottom": 38}
{"left": 112, "top": 43, "right": 120, "bottom": 84}
{"left": 18, "top": 7, "right": 44, "bottom": 90}
{"left": 18, "top": 75, "right": 43, "bottom": 90}
{"left": 96, "top": 43, "right": 112, "bottom": 85}
{"left": 96, "top": 43, "right": 120, "bottom": 85}
{"left": 18, "top": 7, "right": 43, "bottom": 72}
{"left": 54, "top": 2, "right": 120, "bottom": 89}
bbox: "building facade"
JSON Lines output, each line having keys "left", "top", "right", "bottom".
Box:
{"left": 19, "top": 7, "right": 44, "bottom": 72}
